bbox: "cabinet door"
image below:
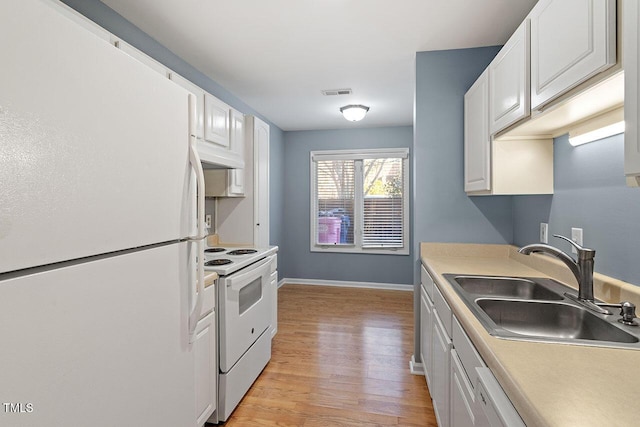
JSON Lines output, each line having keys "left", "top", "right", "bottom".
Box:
{"left": 253, "top": 117, "right": 270, "bottom": 247}
{"left": 270, "top": 270, "right": 278, "bottom": 338}
{"left": 475, "top": 368, "right": 526, "bottom": 427}
{"left": 170, "top": 73, "right": 205, "bottom": 139}
{"left": 431, "top": 311, "right": 451, "bottom": 427}
{"left": 420, "top": 287, "right": 433, "bottom": 388}
{"left": 464, "top": 69, "right": 491, "bottom": 192}
{"left": 195, "top": 311, "right": 217, "bottom": 426}
{"left": 229, "top": 109, "right": 246, "bottom": 195}
{"left": 530, "top": 0, "right": 616, "bottom": 110}
{"left": 625, "top": 0, "right": 640, "bottom": 184}
{"left": 451, "top": 350, "right": 475, "bottom": 427}
{"left": 204, "top": 94, "right": 230, "bottom": 147}
{"left": 489, "top": 20, "right": 530, "bottom": 134}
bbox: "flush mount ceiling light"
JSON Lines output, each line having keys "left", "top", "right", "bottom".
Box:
{"left": 340, "top": 104, "right": 369, "bottom": 122}
{"left": 568, "top": 108, "right": 625, "bottom": 146}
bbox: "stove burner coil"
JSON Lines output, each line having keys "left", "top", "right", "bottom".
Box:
{"left": 205, "top": 259, "right": 232, "bottom": 266}
{"left": 205, "top": 248, "right": 226, "bottom": 253}
{"left": 227, "top": 249, "right": 258, "bottom": 256}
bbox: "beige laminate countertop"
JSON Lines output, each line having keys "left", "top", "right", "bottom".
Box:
{"left": 204, "top": 272, "right": 218, "bottom": 288}
{"left": 421, "top": 242, "right": 640, "bottom": 427}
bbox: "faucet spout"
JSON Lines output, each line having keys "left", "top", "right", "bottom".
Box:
{"left": 518, "top": 234, "right": 596, "bottom": 303}
{"left": 518, "top": 243, "right": 582, "bottom": 285}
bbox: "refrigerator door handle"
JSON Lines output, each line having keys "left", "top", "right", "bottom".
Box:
{"left": 187, "top": 93, "right": 206, "bottom": 341}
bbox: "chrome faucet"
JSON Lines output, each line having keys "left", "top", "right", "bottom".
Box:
{"left": 518, "top": 234, "right": 609, "bottom": 314}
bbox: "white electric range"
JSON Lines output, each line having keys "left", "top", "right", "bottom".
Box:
{"left": 203, "top": 246, "right": 277, "bottom": 276}
{"left": 203, "top": 245, "right": 278, "bottom": 423}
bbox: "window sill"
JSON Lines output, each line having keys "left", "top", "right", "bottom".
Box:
{"left": 310, "top": 245, "right": 409, "bottom": 256}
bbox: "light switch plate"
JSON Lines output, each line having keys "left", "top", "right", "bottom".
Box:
{"left": 571, "top": 227, "right": 583, "bottom": 254}
{"left": 205, "top": 214, "right": 212, "bottom": 228}
{"left": 540, "top": 223, "right": 548, "bottom": 243}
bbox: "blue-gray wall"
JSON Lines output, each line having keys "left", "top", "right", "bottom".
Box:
{"left": 61, "top": 0, "right": 285, "bottom": 250}
{"left": 413, "top": 47, "right": 510, "bottom": 276}
{"left": 282, "top": 126, "right": 414, "bottom": 285}
{"left": 412, "top": 47, "right": 506, "bottom": 357}
{"left": 513, "top": 133, "right": 640, "bottom": 284}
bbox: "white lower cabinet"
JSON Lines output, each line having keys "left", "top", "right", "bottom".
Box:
{"left": 421, "top": 264, "right": 526, "bottom": 426}
{"left": 451, "top": 349, "right": 475, "bottom": 427}
{"left": 431, "top": 307, "right": 452, "bottom": 427}
{"left": 420, "top": 286, "right": 433, "bottom": 387}
{"left": 475, "top": 368, "right": 526, "bottom": 427}
{"left": 195, "top": 286, "right": 217, "bottom": 426}
{"left": 270, "top": 255, "right": 278, "bottom": 338}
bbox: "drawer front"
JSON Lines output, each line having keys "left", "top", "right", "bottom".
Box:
{"left": 453, "top": 316, "right": 486, "bottom": 388}
{"left": 420, "top": 263, "right": 434, "bottom": 300}
{"left": 433, "top": 283, "right": 452, "bottom": 338}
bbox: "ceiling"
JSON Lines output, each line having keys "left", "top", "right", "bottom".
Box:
{"left": 101, "top": 0, "right": 538, "bottom": 131}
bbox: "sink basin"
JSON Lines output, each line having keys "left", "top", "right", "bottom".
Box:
{"left": 476, "top": 299, "right": 639, "bottom": 343}
{"left": 442, "top": 273, "right": 640, "bottom": 349}
{"left": 453, "top": 276, "right": 563, "bottom": 300}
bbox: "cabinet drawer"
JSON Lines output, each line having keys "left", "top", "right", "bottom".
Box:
{"left": 433, "top": 283, "right": 452, "bottom": 338}
{"left": 453, "top": 316, "right": 486, "bottom": 388}
{"left": 420, "top": 264, "right": 434, "bottom": 300}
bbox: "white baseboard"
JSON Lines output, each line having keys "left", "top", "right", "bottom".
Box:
{"left": 409, "top": 355, "right": 424, "bottom": 375}
{"left": 278, "top": 277, "right": 412, "bottom": 291}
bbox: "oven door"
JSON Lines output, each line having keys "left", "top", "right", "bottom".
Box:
{"left": 218, "top": 255, "right": 274, "bottom": 372}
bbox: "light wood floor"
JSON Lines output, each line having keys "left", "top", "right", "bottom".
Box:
{"left": 222, "top": 284, "right": 436, "bottom": 426}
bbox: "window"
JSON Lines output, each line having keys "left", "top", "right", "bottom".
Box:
{"left": 310, "top": 148, "right": 409, "bottom": 255}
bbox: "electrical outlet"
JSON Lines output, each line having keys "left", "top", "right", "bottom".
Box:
{"left": 540, "top": 223, "right": 548, "bottom": 244}
{"left": 205, "top": 214, "right": 212, "bottom": 228}
{"left": 571, "top": 227, "right": 583, "bottom": 254}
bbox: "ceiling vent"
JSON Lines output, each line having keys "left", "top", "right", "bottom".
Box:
{"left": 321, "top": 88, "right": 352, "bottom": 96}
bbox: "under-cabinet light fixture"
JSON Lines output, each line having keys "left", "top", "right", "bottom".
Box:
{"left": 568, "top": 108, "right": 625, "bottom": 146}
{"left": 340, "top": 104, "right": 369, "bottom": 122}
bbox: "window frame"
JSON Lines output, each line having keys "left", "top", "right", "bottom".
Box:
{"left": 309, "top": 148, "right": 410, "bottom": 255}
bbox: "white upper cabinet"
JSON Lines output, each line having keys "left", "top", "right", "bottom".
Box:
{"left": 204, "top": 109, "right": 246, "bottom": 197}
{"left": 465, "top": 69, "right": 554, "bottom": 196}
{"left": 464, "top": 70, "right": 491, "bottom": 193}
{"left": 489, "top": 20, "right": 530, "bottom": 135}
{"left": 169, "top": 74, "right": 243, "bottom": 169}
{"left": 228, "top": 109, "right": 246, "bottom": 195}
{"left": 625, "top": 0, "right": 640, "bottom": 186}
{"left": 204, "top": 94, "right": 231, "bottom": 148}
{"left": 530, "top": 0, "right": 616, "bottom": 110}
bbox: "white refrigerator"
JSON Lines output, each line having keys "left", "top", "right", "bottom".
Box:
{"left": 0, "top": 0, "right": 207, "bottom": 426}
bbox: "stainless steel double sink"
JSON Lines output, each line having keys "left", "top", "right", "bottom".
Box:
{"left": 443, "top": 274, "right": 640, "bottom": 349}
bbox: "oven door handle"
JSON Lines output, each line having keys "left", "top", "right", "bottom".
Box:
{"left": 227, "top": 255, "right": 274, "bottom": 292}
